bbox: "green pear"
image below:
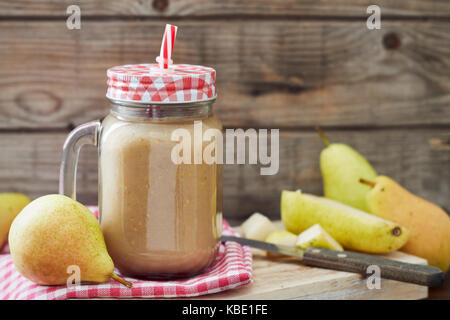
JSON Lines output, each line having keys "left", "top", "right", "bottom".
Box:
{"left": 281, "top": 190, "right": 409, "bottom": 253}
{"left": 8, "top": 194, "right": 131, "bottom": 287}
{"left": 296, "top": 224, "right": 343, "bottom": 251}
{"left": 361, "top": 176, "right": 450, "bottom": 272}
{"left": 318, "top": 128, "right": 377, "bottom": 212}
{"left": 0, "top": 193, "right": 31, "bottom": 248}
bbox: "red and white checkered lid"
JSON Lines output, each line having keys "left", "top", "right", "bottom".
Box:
{"left": 106, "top": 64, "right": 217, "bottom": 104}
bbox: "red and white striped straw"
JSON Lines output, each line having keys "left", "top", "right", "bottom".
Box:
{"left": 156, "top": 24, "right": 178, "bottom": 69}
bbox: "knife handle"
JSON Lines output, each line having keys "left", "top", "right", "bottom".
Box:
{"left": 303, "top": 247, "right": 445, "bottom": 287}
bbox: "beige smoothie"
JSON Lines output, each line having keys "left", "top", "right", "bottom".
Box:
{"left": 99, "top": 113, "right": 222, "bottom": 278}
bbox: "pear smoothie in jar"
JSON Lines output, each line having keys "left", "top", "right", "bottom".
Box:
{"left": 99, "top": 59, "right": 222, "bottom": 278}
{"left": 60, "top": 25, "right": 223, "bottom": 279}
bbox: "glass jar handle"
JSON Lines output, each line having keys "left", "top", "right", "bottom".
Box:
{"left": 59, "top": 120, "right": 101, "bottom": 200}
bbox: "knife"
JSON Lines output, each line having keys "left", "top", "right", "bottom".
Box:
{"left": 221, "top": 235, "right": 445, "bottom": 287}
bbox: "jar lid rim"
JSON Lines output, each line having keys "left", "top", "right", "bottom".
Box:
{"left": 106, "top": 96, "right": 217, "bottom": 106}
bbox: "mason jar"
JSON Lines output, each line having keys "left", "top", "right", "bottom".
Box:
{"left": 60, "top": 64, "right": 222, "bottom": 279}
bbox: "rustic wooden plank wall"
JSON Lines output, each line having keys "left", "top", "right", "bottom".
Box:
{"left": 0, "top": 1, "right": 449, "bottom": 223}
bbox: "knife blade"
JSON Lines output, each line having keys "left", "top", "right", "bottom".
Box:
{"left": 221, "top": 235, "right": 445, "bottom": 287}
{"left": 221, "top": 235, "right": 306, "bottom": 258}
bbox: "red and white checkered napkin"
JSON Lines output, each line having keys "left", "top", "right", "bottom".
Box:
{"left": 0, "top": 208, "right": 252, "bottom": 300}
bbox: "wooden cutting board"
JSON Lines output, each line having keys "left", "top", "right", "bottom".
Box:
{"left": 199, "top": 222, "right": 428, "bottom": 300}
{"left": 200, "top": 249, "right": 427, "bottom": 300}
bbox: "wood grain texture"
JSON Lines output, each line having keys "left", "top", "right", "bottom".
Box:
{"left": 0, "top": 20, "right": 449, "bottom": 129}
{"left": 0, "top": 0, "right": 449, "bottom": 17}
{"left": 197, "top": 246, "right": 428, "bottom": 300}
{"left": 1, "top": 129, "right": 448, "bottom": 223}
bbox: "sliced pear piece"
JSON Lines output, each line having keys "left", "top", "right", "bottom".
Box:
{"left": 296, "top": 224, "right": 343, "bottom": 251}
{"left": 240, "top": 212, "right": 277, "bottom": 241}
{"left": 281, "top": 190, "right": 409, "bottom": 253}
{"left": 265, "top": 229, "right": 297, "bottom": 257}
{"left": 265, "top": 230, "right": 297, "bottom": 246}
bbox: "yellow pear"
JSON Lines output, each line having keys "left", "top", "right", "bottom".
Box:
{"left": 0, "top": 193, "right": 31, "bottom": 248}
{"left": 361, "top": 176, "right": 450, "bottom": 272}
{"left": 281, "top": 190, "right": 409, "bottom": 253}
{"left": 8, "top": 194, "right": 131, "bottom": 287}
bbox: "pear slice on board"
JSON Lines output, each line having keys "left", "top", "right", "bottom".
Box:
{"left": 296, "top": 224, "right": 343, "bottom": 251}
{"left": 265, "top": 229, "right": 298, "bottom": 257}
{"left": 266, "top": 230, "right": 297, "bottom": 246}
{"left": 241, "top": 212, "right": 277, "bottom": 241}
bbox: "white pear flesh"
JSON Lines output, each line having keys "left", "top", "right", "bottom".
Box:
{"left": 296, "top": 224, "right": 343, "bottom": 251}
{"left": 241, "top": 212, "right": 277, "bottom": 241}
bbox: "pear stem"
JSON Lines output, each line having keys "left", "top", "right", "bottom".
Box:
{"left": 111, "top": 273, "right": 133, "bottom": 288}
{"left": 316, "top": 127, "right": 331, "bottom": 146}
{"left": 359, "top": 178, "right": 376, "bottom": 188}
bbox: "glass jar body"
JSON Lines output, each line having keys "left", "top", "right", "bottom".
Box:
{"left": 98, "top": 101, "right": 222, "bottom": 279}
